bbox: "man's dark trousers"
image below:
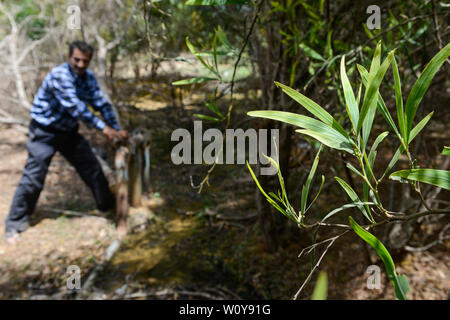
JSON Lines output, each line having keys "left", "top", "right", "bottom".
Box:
{"left": 5, "top": 120, "right": 115, "bottom": 233}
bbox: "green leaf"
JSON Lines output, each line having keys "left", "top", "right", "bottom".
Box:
{"left": 340, "top": 56, "right": 359, "bottom": 133}
{"left": 299, "top": 43, "right": 325, "bottom": 61}
{"left": 321, "top": 202, "right": 375, "bottom": 222}
{"left": 311, "top": 271, "right": 328, "bottom": 300}
{"left": 361, "top": 97, "right": 378, "bottom": 151}
{"left": 442, "top": 147, "right": 450, "bottom": 156}
{"left": 369, "top": 41, "right": 381, "bottom": 75}
{"left": 172, "top": 77, "right": 217, "bottom": 85}
{"left": 301, "top": 145, "right": 322, "bottom": 216}
{"left": 398, "top": 274, "right": 410, "bottom": 296}
{"left": 263, "top": 155, "right": 295, "bottom": 218}
{"left": 268, "top": 192, "right": 281, "bottom": 202}
{"left": 216, "top": 25, "right": 234, "bottom": 51}
{"left": 392, "top": 56, "right": 406, "bottom": 140}
{"left": 296, "top": 129, "right": 353, "bottom": 154}
{"left": 306, "top": 175, "right": 325, "bottom": 213}
{"left": 360, "top": 42, "right": 381, "bottom": 151}
{"left": 212, "top": 32, "right": 218, "bottom": 72}
{"left": 390, "top": 169, "right": 450, "bottom": 190}
{"left": 185, "top": 37, "right": 220, "bottom": 79}
{"left": 405, "top": 43, "right": 450, "bottom": 142}
{"left": 368, "top": 131, "right": 389, "bottom": 168}
{"left": 205, "top": 100, "right": 223, "bottom": 117}
{"left": 349, "top": 216, "right": 407, "bottom": 300}
{"left": 357, "top": 65, "right": 402, "bottom": 140}
{"left": 408, "top": 111, "right": 433, "bottom": 144}
{"left": 381, "top": 145, "right": 403, "bottom": 181}
{"left": 357, "top": 50, "right": 395, "bottom": 133}
{"left": 356, "top": 83, "right": 362, "bottom": 106}
{"left": 274, "top": 82, "right": 349, "bottom": 138}
{"left": 381, "top": 113, "right": 433, "bottom": 180}
{"left": 247, "top": 110, "right": 354, "bottom": 154}
{"left": 193, "top": 114, "right": 221, "bottom": 122}
{"left": 325, "top": 30, "right": 333, "bottom": 58}
{"left": 346, "top": 162, "right": 365, "bottom": 180}
{"left": 246, "top": 162, "right": 298, "bottom": 224}
{"left": 335, "top": 177, "right": 374, "bottom": 223}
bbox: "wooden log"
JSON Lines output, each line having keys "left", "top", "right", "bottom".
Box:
{"left": 114, "top": 146, "right": 129, "bottom": 238}
{"left": 129, "top": 141, "right": 143, "bottom": 207}
{"left": 142, "top": 143, "right": 151, "bottom": 192}
{"left": 128, "top": 128, "right": 151, "bottom": 206}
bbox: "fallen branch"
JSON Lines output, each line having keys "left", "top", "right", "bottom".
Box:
{"left": 405, "top": 223, "right": 450, "bottom": 252}
{"left": 41, "top": 207, "right": 108, "bottom": 220}
{"left": 119, "top": 285, "right": 241, "bottom": 300}
{"left": 0, "top": 117, "right": 27, "bottom": 126}
{"left": 76, "top": 239, "right": 122, "bottom": 299}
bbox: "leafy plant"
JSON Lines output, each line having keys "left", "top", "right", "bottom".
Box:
{"left": 173, "top": 26, "right": 247, "bottom": 122}
{"left": 247, "top": 42, "right": 450, "bottom": 299}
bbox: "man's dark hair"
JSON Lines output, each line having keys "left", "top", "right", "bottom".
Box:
{"left": 69, "top": 41, "right": 94, "bottom": 58}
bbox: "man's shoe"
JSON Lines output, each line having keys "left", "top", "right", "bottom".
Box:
{"left": 3, "top": 230, "right": 21, "bottom": 245}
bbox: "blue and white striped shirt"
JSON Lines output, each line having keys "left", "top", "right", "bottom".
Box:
{"left": 30, "top": 62, "right": 120, "bottom": 132}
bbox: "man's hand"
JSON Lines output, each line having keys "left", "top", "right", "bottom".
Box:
{"left": 102, "top": 126, "right": 129, "bottom": 142}
{"left": 117, "top": 130, "right": 129, "bottom": 140}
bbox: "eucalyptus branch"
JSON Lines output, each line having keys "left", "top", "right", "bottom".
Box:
{"left": 301, "top": 222, "right": 351, "bottom": 229}
{"left": 415, "top": 185, "right": 433, "bottom": 212}
{"left": 366, "top": 208, "right": 450, "bottom": 229}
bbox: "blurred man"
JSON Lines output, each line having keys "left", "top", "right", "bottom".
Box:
{"left": 4, "top": 41, "right": 128, "bottom": 244}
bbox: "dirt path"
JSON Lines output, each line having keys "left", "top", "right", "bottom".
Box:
{"left": 0, "top": 125, "right": 120, "bottom": 299}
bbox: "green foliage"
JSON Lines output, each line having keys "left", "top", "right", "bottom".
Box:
{"left": 247, "top": 110, "right": 354, "bottom": 154}
{"left": 11, "top": 0, "right": 47, "bottom": 40}
{"left": 247, "top": 43, "right": 450, "bottom": 299}
{"left": 390, "top": 169, "right": 450, "bottom": 190}
{"left": 349, "top": 217, "right": 409, "bottom": 300}
{"left": 311, "top": 271, "right": 327, "bottom": 300}
{"left": 404, "top": 43, "right": 450, "bottom": 143}
{"left": 173, "top": 26, "right": 248, "bottom": 122}
{"left": 335, "top": 177, "right": 374, "bottom": 223}
{"left": 246, "top": 146, "right": 323, "bottom": 225}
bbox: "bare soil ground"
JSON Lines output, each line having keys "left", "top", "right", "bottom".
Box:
{"left": 0, "top": 125, "right": 119, "bottom": 299}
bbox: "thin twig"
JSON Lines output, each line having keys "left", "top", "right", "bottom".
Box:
{"left": 430, "top": 0, "right": 450, "bottom": 65}
{"left": 41, "top": 207, "right": 108, "bottom": 220}
{"left": 293, "top": 230, "right": 349, "bottom": 300}
{"left": 405, "top": 223, "right": 450, "bottom": 252}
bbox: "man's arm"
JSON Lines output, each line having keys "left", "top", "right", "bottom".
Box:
{"left": 51, "top": 72, "right": 107, "bottom": 131}
{"left": 86, "top": 74, "right": 128, "bottom": 141}
{"left": 87, "top": 75, "right": 121, "bottom": 131}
